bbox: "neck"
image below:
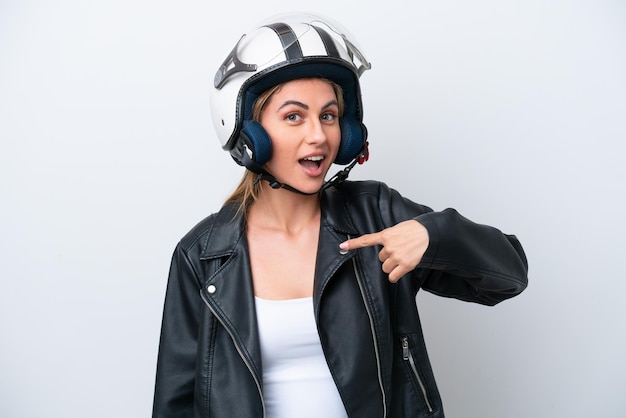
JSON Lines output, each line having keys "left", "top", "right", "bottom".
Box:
{"left": 248, "top": 183, "right": 321, "bottom": 233}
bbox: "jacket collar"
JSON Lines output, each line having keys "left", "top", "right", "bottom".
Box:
{"left": 199, "top": 185, "right": 360, "bottom": 260}
{"left": 199, "top": 203, "right": 244, "bottom": 260}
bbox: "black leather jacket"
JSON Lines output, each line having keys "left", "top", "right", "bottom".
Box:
{"left": 153, "top": 180, "right": 528, "bottom": 418}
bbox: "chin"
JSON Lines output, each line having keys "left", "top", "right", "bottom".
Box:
{"left": 300, "top": 183, "right": 325, "bottom": 194}
{"left": 295, "top": 178, "right": 326, "bottom": 194}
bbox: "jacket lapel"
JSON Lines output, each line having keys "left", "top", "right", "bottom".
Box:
{"left": 199, "top": 206, "right": 263, "bottom": 383}
{"left": 313, "top": 188, "right": 360, "bottom": 314}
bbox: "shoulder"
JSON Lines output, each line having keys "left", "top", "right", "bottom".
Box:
{"left": 320, "top": 180, "right": 396, "bottom": 230}
{"left": 325, "top": 180, "right": 391, "bottom": 201}
{"left": 177, "top": 203, "right": 242, "bottom": 254}
{"left": 323, "top": 180, "right": 433, "bottom": 228}
{"left": 324, "top": 180, "right": 415, "bottom": 210}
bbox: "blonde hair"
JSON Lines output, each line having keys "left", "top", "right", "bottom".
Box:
{"left": 224, "top": 78, "right": 345, "bottom": 215}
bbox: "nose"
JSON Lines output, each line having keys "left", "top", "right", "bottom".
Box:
{"left": 304, "top": 117, "right": 327, "bottom": 145}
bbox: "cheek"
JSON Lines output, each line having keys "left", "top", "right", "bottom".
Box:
{"left": 329, "top": 128, "right": 342, "bottom": 156}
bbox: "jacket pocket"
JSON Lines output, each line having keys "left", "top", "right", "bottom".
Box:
{"left": 401, "top": 335, "right": 434, "bottom": 414}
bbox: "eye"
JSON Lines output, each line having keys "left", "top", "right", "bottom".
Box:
{"left": 321, "top": 112, "right": 338, "bottom": 123}
{"left": 285, "top": 113, "right": 302, "bottom": 122}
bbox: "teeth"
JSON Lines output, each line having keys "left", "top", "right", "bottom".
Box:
{"left": 303, "top": 156, "right": 324, "bottom": 161}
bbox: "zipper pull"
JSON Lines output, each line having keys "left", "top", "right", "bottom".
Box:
{"left": 401, "top": 337, "right": 409, "bottom": 360}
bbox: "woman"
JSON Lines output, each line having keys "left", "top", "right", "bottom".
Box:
{"left": 153, "top": 13, "right": 528, "bottom": 418}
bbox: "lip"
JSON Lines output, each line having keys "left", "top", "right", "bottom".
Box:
{"left": 298, "top": 153, "right": 327, "bottom": 177}
{"left": 299, "top": 152, "right": 327, "bottom": 161}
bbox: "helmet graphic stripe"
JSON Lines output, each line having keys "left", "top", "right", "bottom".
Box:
{"left": 311, "top": 26, "right": 340, "bottom": 58}
{"left": 265, "top": 22, "right": 303, "bottom": 60}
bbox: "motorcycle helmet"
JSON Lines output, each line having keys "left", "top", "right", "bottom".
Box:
{"left": 209, "top": 12, "right": 371, "bottom": 170}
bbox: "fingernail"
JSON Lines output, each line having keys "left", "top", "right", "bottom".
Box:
{"left": 339, "top": 242, "right": 348, "bottom": 250}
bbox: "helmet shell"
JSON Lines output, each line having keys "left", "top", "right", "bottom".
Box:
{"left": 209, "top": 12, "right": 371, "bottom": 165}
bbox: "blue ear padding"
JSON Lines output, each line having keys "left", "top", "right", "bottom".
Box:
{"left": 336, "top": 116, "right": 367, "bottom": 165}
{"left": 241, "top": 120, "right": 273, "bottom": 165}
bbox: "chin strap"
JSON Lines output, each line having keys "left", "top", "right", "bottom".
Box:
{"left": 319, "top": 155, "right": 362, "bottom": 192}
{"left": 243, "top": 142, "right": 369, "bottom": 196}
{"left": 251, "top": 172, "right": 317, "bottom": 195}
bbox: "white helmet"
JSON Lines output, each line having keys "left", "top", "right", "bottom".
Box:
{"left": 209, "top": 12, "right": 371, "bottom": 169}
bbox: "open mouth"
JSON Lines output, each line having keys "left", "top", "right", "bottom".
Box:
{"left": 299, "top": 155, "right": 324, "bottom": 171}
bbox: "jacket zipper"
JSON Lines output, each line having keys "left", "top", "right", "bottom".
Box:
{"left": 200, "top": 289, "right": 266, "bottom": 418}
{"left": 401, "top": 336, "right": 433, "bottom": 413}
{"left": 351, "top": 252, "right": 388, "bottom": 418}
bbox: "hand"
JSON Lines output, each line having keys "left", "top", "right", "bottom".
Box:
{"left": 339, "top": 220, "right": 429, "bottom": 283}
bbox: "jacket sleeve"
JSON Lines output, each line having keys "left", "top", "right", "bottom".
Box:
{"left": 152, "top": 243, "right": 201, "bottom": 418}
{"left": 367, "top": 181, "right": 528, "bottom": 306}
{"left": 415, "top": 208, "right": 528, "bottom": 306}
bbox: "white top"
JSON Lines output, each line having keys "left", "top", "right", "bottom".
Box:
{"left": 254, "top": 296, "right": 348, "bottom": 418}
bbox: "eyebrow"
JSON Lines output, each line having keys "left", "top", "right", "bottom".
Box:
{"left": 277, "top": 99, "right": 339, "bottom": 111}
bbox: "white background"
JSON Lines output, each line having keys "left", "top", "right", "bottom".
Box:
{"left": 1, "top": 0, "right": 625, "bottom": 417}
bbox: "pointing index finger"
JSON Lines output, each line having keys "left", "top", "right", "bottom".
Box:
{"left": 340, "top": 232, "right": 383, "bottom": 251}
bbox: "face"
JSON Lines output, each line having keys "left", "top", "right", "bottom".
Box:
{"left": 260, "top": 78, "right": 341, "bottom": 194}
